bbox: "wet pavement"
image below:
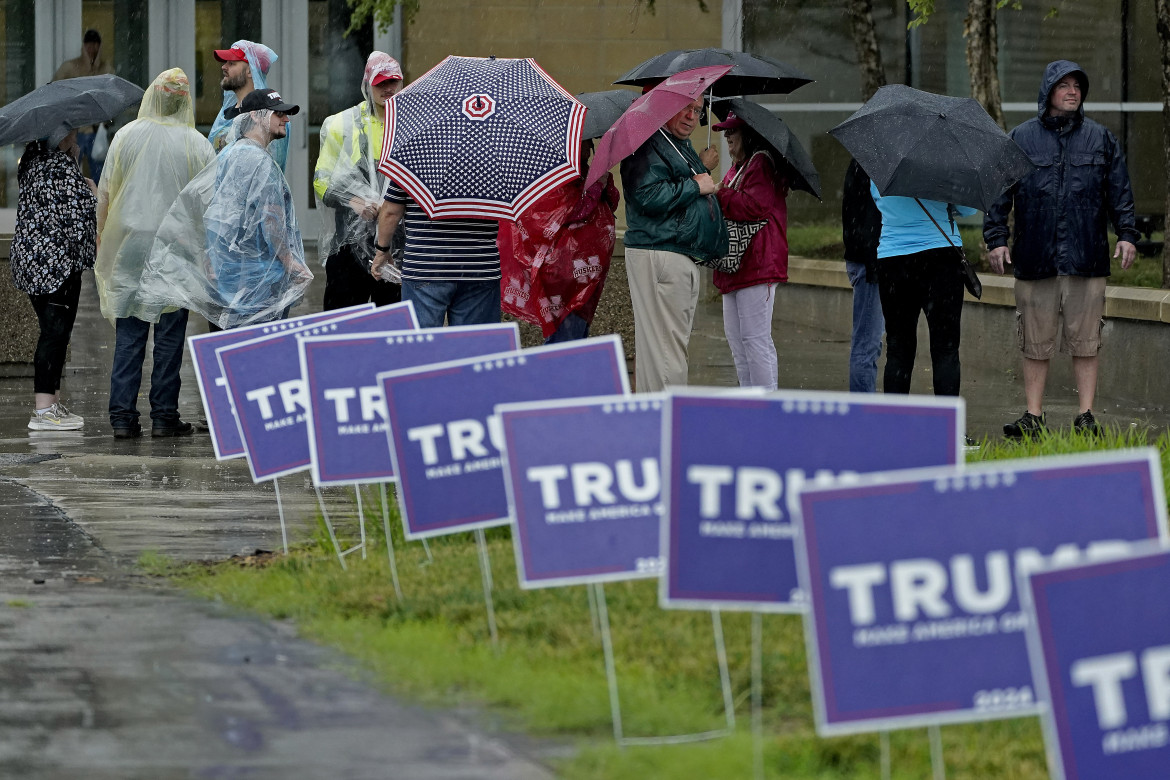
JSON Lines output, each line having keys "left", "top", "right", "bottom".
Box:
{"left": 0, "top": 265, "right": 1164, "bottom": 777}
{"left": 0, "top": 274, "right": 557, "bottom": 779}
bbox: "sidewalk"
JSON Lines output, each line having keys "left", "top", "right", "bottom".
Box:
{"left": 0, "top": 274, "right": 558, "bottom": 778}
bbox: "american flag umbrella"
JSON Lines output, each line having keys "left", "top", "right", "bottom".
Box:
{"left": 377, "top": 55, "right": 587, "bottom": 220}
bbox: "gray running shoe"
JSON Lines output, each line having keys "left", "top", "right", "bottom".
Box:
{"left": 28, "top": 403, "right": 84, "bottom": 431}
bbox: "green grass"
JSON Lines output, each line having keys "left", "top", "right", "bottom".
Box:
{"left": 158, "top": 429, "right": 1170, "bottom": 779}
{"left": 787, "top": 221, "right": 1168, "bottom": 289}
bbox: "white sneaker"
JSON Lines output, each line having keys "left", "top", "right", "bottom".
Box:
{"left": 28, "top": 403, "right": 84, "bottom": 431}
{"left": 54, "top": 402, "right": 84, "bottom": 426}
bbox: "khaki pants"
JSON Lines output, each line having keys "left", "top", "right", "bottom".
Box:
{"left": 625, "top": 247, "right": 701, "bottom": 392}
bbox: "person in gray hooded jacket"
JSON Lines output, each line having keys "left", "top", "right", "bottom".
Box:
{"left": 983, "top": 59, "right": 1140, "bottom": 438}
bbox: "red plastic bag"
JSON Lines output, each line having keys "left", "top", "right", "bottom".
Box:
{"left": 499, "top": 175, "right": 618, "bottom": 338}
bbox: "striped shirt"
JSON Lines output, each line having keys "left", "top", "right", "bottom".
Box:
{"left": 384, "top": 181, "right": 501, "bottom": 282}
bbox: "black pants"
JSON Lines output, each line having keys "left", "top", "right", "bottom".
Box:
{"left": 877, "top": 247, "right": 963, "bottom": 397}
{"left": 28, "top": 270, "right": 83, "bottom": 396}
{"left": 323, "top": 244, "right": 402, "bottom": 311}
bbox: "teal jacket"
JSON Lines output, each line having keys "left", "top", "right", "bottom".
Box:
{"left": 620, "top": 129, "right": 729, "bottom": 262}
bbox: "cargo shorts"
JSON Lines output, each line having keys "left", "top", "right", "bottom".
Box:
{"left": 1014, "top": 275, "right": 1107, "bottom": 360}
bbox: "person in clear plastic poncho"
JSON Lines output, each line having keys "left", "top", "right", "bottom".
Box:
{"left": 95, "top": 68, "right": 215, "bottom": 437}
{"left": 137, "top": 88, "right": 311, "bottom": 331}
{"left": 209, "top": 40, "right": 288, "bottom": 172}
{"left": 314, "top": 51, "right": 404, "bottom": 309}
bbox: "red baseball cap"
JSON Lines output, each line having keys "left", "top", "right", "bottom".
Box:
{"left": 713, "top": 111, "right": 746, "bottom": 132}
{"left": 213, "top": 46, "right": 248, "bottom": 63}
{"left": 371, "top": 72, "right": 402, "bottom": 86}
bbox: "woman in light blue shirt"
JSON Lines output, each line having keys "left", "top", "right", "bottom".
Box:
{"left": 870, "top": 182, "right": 977, "bottom": 396}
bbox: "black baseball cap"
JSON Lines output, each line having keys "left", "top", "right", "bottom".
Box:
{"left": 223, "top": 88, "right": 300, "bottom": 119}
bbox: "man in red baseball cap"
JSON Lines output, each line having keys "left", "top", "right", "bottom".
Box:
{"left": 315, "top": 52, "right": 406, "bottom": 310}
{"left": 209, "top": 40, "right": 283, "bottom": 164}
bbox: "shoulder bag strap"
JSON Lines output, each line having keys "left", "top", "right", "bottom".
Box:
{"left": 914, "top": 198, "right": 959, "bottom": 248}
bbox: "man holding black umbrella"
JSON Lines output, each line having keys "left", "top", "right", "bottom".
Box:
{"left": 984, "top": 60, "right": 1140, "bottom": 438}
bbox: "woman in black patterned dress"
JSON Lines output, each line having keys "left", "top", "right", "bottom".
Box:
{"left": 9, "top": 128, "right": 97, "bottom": 431}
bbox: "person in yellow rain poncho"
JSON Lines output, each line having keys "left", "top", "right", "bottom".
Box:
{"left": 314, "top": 51, "right": 404, "bottom": 310}
{"left": 95, "top": 68, "right": 214, "bottom": 440}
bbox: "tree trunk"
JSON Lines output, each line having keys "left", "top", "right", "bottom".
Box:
{"left": 964, "top": 0, "right": 1004, "bottom": 129}
{"left": 849, "top": 0, "right": 887, "bottom": 100}
{"left": 1158, "top": 0, "right": 1170, "bottom": 288}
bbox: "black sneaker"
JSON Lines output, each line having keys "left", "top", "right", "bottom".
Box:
{"left": 112, "top": 423, "right": 142, "bottom": 440}
{"left": 1004, "top": 411, "right": 1046, "bottom": 439}
{"left": 1073, "top": 410, "right": 1101, "bottom": 436}
{"left": 152, "top": 421, "right": 194, "bottom": 438}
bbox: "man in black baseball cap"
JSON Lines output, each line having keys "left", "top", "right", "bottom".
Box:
{"left": 203, "top": 86, "right": 310, "bottom": 329}
{"left": 223, "top": 87, "right": 300, "bottom": 118}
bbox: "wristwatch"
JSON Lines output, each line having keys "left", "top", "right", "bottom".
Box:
{"left": 374, "top": 240, "right": 391, "bottom": 252}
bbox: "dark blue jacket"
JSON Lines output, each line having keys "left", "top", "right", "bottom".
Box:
{"left": 983, "top": 60, "right": 1140, "bottom": 280}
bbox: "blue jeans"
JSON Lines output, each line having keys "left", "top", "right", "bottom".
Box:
{"left": 77, "top": 130, "right": 104, "bottom": 184}
{"left": 403, "top": 279, "right": 501, "bottom": 329}
{"left": 544, "top": 313, "right": 589, "bottom": 344}
{"left": 847, "top": 260, "right": 884, "bottom": 393}
{"left": 109, "top": 310, "right": 189, "bottom": 428}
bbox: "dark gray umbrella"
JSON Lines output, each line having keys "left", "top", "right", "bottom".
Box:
{"left": 575, "top": 89, "right": 637, "bottom": 140}
{"left": 0, "top": 75, "right": 145, "bottom": 147}
{"left": 615, "top": 48, "right": 813, "bottom": 96}
{"left": 713, "top": 97, "right": 821, "bottom": 199}
{"left": 829, "top": 84, "right": 1034, "bottom": 212}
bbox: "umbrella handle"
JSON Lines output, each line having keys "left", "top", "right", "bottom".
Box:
{"left": 706, "top": 87, "right": 712, "bottom": 148}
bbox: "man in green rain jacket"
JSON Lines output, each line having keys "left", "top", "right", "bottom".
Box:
{"left": 621, "top": 97, "right": 728, "bottom": 392}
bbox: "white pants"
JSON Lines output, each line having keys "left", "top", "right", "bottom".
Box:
{"left": 625, "top": 247, "right": 701, "bottom": 392}
{"left": 722, "top": 283, "right": 778, "bottom": 390}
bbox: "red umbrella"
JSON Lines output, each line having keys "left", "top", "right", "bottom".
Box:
{"left": 583, "top": 64, "right": 732, "bottom": 191}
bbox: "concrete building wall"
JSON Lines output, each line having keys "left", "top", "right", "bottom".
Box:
{"left": 400, "top": 0, "right": 722, "bottom": 95}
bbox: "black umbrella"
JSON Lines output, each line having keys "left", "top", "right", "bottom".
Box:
{"left": 575, "top": 89, "right": 638, "bottom": 140}
{"left": 0, "top": 75, "right": 145, "bottom": 147}
{"left": 713, "top": 97, "right": 821, "bottom": 199}
{"left": 615, "top": 48, "right": 813, "bottom": 96}
{"left": 829, "top": 84, "right": 1034, "bottom": 212}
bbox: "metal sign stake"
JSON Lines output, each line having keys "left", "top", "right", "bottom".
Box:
{"left": 474, "top": 528, "right": 499, "bottom": 648}
{"left": 752, "top": 612, "right": 764, "bottom": 780}
{"left": 272, "top": 477, "right": 289, "bottom": 554}
{"left": 377, "top": 483, "right": 404, "bottom": 601}
{"left": 592, "top": 583, "right": 735, "bottom": 746}
{"left": 352, "top": 486, "right": 369, "bottom": 560}
{"left": 929, "top": 725, "right": 946, "bottom": 780}
{"left": 313, "top": 483, "right": 351, "bottom": 569}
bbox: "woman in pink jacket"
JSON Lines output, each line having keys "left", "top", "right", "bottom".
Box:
{"left": 713, "top": 112, "right": 789, "bottom": 390}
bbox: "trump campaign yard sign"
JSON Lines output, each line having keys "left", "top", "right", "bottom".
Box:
{"left": 497, "top": 394, "right": 664, "bottom": 588}
{"left": 795, "top": 449, "right": 1168, "bottom": 736}
{"left": 1023, "top": 544, "right": 1170, "bottom": 780}
{"left": 189, "top": 304, "right": 373, "bottom": 460}
{"left": 378, "top": 336, "right": 629, "bottom": 540}
{"left": 299, "top": 324, "right": 520, "bottom": 486}
{"left": 661, "top": 389, "right": 963, "bottom": 613}
{"left": 216, "top": 303, "right": 417, "bottom": 482}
